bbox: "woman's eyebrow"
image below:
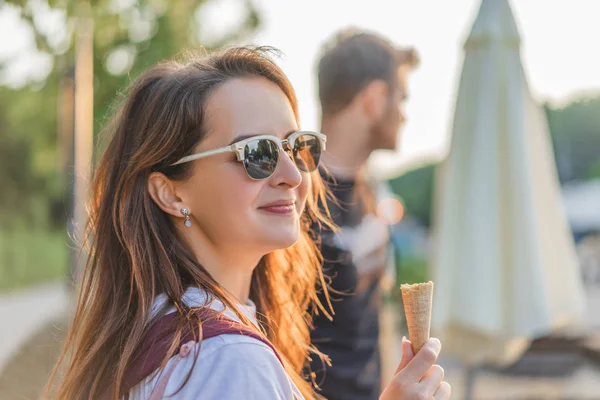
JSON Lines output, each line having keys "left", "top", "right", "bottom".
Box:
{"left": 228, "top": 130, "right": 297, "bottom": 145}
{"left": 228, "top": 134, "right": 255, "bottom": 145}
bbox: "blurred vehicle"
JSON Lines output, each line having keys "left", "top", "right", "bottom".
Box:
{"left": 562, "top": 179, "right": 600, "bottom": 283}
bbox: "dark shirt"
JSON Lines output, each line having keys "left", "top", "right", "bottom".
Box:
{"left": 310, "top": 172, "right": 389, "bottom": 400}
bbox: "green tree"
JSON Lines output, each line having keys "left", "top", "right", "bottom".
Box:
{"left": 545, "top": 96, "right": 600, "bottom": 183}
{"left": 0, "top": 0, "right": 261, "bottom": 228}
{"left": 388, "top": 164, "right": 436, "bottom": 227}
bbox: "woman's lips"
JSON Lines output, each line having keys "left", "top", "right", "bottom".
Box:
{"left": 258, "top": 201, "right": 296, "bottom": 215}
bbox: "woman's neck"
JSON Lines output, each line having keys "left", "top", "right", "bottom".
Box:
{"left": 206, "top": 260, "right": 255, "bottom": 303}
{"left": 181, "top": 230, "right": 261, "bottom": 303}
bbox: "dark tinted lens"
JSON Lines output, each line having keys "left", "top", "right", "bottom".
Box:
{"left": 243, "top": 139, "right": 279, "bottom": 179}
{"left": 293, "top": 134, "right": 321, "bottom": 172}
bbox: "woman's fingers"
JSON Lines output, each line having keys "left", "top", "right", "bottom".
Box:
{"left": 433, "top": 381, "right": 452, "bottom": 400}
{"left": 381, "top": 337, "right": 450, "bottom": 400}
{"left": 396, "top": 338, "right": 441, "bottom": 384}
{"left": 395, "top": 336, "right": 415, "bottom": 374}
{"left": 419, "top": 364, "right": 444, "bottom": 396}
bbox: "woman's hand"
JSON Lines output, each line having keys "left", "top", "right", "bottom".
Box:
{"left": 379, "top": 337, "right": 451, "bottom": 400}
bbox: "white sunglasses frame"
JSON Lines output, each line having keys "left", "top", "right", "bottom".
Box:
{"left": 170, "top": 131, "right": 327, "bottom": 174}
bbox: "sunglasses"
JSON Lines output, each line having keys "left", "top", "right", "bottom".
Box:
{"left": 171, "top": 131, "right": 327, "bottom": 180}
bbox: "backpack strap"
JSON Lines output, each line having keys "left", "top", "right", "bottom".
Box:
{"left": 104, "top": 308, "right": 284, "bottom": 398}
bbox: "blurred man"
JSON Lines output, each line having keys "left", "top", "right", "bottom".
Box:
{"left": 310, "top": 29, "right": 419, "bottom": 400}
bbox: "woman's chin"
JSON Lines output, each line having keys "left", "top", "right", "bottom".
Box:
{"left": 259, "top": 228, "right": 299, "bottom": 251}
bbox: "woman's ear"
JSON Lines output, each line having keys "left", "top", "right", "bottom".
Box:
{"left": 361, "top": 79, "right": 389, "bottom": 120}
{"left": 147, "top": 172, "right": 185, "bottom": 218}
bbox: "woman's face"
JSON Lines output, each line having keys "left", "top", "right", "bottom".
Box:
{"left": 177, "top": 77, "right": 310, "bottom": 254}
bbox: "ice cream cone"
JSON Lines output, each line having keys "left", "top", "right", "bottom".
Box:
{"left": 401, "top": 281, "right": 434, "bottom": 354}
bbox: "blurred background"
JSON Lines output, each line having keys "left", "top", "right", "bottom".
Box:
{"left": 1, "top": 0, "right": 600, "bottom": 398}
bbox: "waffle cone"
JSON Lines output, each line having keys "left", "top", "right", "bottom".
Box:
{"left": 401, "top": 281, "right": 434, "bottom": 354}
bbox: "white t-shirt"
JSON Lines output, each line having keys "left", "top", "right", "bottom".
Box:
{"left": 128, "top": 287, "right": 304, "bottom": 399}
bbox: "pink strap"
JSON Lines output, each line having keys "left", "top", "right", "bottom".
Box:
{"left": 148, "top": 340, "right": 195, "bottom": 400}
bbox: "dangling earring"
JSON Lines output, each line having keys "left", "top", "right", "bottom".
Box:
{"left": 180, "top": 207, "right": 192, "bottom": 228}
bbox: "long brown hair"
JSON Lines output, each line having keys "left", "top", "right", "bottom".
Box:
{"left": 46, "top": 47, "right": 333, "bottom": 399}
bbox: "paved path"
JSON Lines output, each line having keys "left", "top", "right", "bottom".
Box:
{"left": 0, "top": 282, "right": 68, "bottom": 375}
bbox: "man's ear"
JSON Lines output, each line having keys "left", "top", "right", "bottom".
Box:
{"left": 147, "top": 172, "right": 185, "bottom": 217}
{"left": 360, "top": 80, "right": 389, "bottom": 120}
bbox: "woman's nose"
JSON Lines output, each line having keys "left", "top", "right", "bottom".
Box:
{"left": 270, "top": 147, "right": 302, "bottom": 189}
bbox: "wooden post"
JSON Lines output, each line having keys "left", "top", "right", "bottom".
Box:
{"left": 72, "top": 3, "right": 94, "bottom": 284}
{"left": 57, "top": 67, "right": 76, "bottom": 285}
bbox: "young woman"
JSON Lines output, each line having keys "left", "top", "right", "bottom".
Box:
{"left": 47, "top": 47, "right": 450, "bottom": 400}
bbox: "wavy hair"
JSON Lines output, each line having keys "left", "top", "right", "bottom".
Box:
{"left": 46, "top": 47, "right": 333, "bottom": 399}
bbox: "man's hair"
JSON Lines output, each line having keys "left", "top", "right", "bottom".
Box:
{"left": 317, "top": 28, "right": 419, "bottom": 116}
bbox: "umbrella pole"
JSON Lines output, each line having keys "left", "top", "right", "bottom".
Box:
{"left": 72, "top": 1, "right": 94, "bottom": 285}
{"left": 464, "top": 364, "right": 478, "bottom": 400}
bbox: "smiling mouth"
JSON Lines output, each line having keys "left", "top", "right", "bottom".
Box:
{"left": 258, "top": 201, "right": 296, "bottom": 215}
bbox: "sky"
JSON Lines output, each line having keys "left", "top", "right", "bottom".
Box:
{"left": 2, "top": 0, "right": 600, "bottom": 176}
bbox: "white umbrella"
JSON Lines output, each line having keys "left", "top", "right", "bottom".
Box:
{"left": 430, "top": 0, "right": 585, "bottom": 366}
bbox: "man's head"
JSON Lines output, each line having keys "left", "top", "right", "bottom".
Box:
{"left": 318, "top": 28, "right": 418, "bottom": 150}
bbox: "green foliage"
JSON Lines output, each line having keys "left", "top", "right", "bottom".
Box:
{"left": 586, "top": 157, "right": 600, "bottom": 180}
{"left": 0, "top": 73, "right": 62, "bottom": 228}
{"left": 388, "top": 164, "right": 436, "bottom": 227}
{"left": 545, "top": 96, "right": 600, "bottom": 183}
{"left": 385, "top": 256, "right": 429, "bottom": 308}
{"left": 0, "top": 0, "right": 260, "bottom": 226}
{"left": 0, "top": 0, "right": 261, "bottom": 288}
{"left": 396, "top": 256, "right": 429, "bottom": 285}
{"left": 0, "top": 227, "right": 67, "bottom": 290}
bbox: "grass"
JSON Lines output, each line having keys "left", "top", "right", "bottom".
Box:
{"left": 0, "top": 227, "right": 68, "bottom": 291}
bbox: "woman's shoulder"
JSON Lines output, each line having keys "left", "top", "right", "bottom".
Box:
{"left": 130, "top": 335, "right": 296, "bottom": 400}
{"left": 198, "top": 330, "right": 280, "bottom": 359}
